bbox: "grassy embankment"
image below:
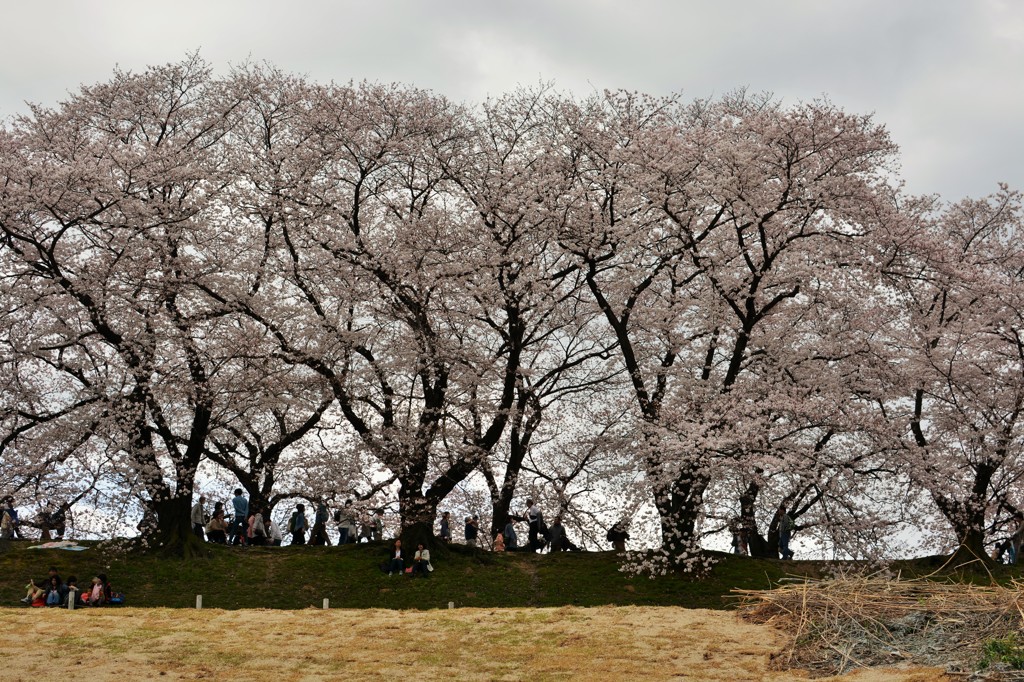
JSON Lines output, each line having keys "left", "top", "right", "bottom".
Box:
{"left": 0, "top": 540, "right": 1011, "bottom": 611}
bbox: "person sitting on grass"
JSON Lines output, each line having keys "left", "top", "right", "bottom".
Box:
{"left": 493, "top": 531, "right": 505, "bottom": 552}
{"left": 22, "top": 566, "right": 60, "bottom": 604}
{"left": 266, "top": 515, "right": 283, "bottom": 546}
{"left": 411, "top": 543, "right": 432, "bottom": 578}
{"left": 44, "top": 575, "right": 67, "bottom": 607}
{"left": 23, "top": 580, "right": 45, "bottom": 606}
{"left": 206, "top": 506, "right": 228, "bottom": 544}
{"left": 82, "top": 574, "right": 111, "bottom": 607}
{"left": 64, "top": 576, "right": 82, "bottom": 607}
{"left": 388, "top": 539, "right": 404, "bottom": 576}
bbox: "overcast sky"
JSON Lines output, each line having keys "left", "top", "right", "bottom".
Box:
{"left": 1, "top": 0, "right": 1020, "bottom": 200}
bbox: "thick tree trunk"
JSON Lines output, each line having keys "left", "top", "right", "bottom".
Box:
{"left": 739, "top": 482, "right": 780, "bottom": 559}
{"left": 949, "top": 526, "right": 990, "bottom": 565}
{"left": 947, "top": 502, "right": 993, "bottom": 566}
{"left": 396, "top": 479, "right": 444, "bottom": 557}
{"left": 652, "top": 468, "right": 709, "bottom": 554}
{"left": 145, "top": 495, "right": 209, "bottom": 559}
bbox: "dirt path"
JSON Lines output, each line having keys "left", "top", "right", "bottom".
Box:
{"left": 0, "top": 606, "right": 946, "bottom": 681}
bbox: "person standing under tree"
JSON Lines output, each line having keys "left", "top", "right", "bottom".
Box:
{"left": 1, "top": 496, "right": 21, "bottom": 539}
{"left": 1010, "top": 512, "right": 1024, "bottom": 564}
{"left": 439, "top": 511, "right": 451, "bottom": 543}
{"left": 527, "top": 499, "right": 543, "bottom": 551}
{"left": 372, "top": 510, "right": 384, "bottom": 542}
{"left": 777, "top": 504, "right": 795, "bottom": 560}
{"left": 190, "top": 495, "right": 207, "bottom": 541}
{"left": 230, "top": 489, "right": 248, "bottom": 546}
{"left": 728, "top": 516, "right": 748, "bottom": 555}
{"left": 464, "top": 515, "right": 479, "bottom": 547}
{"left": 0, "top": 507, "right": 13, "bottom": 541}
{"left": 336, "top": 500, "right": 357, "bottom": 545}
{"left": 606, "top": 521, "right": 629, "bottom": 553}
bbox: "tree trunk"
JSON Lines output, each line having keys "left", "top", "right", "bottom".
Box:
{"left": 947, "top": 504, "right": 993, "bottom": 566}
{"left": 145, "top": 495, "right": 209, "bottom": 559}
{"left": 652, "top": 467, "right": 709, "bottom": 554}
{"left": 739, "top": 482, "right": 779, "bottom": 559}
{"left": 949, "top": 525, "right": 990, "bottom": 565}
{"left": 396, "top": 478, "right": 445, "bottom": 557}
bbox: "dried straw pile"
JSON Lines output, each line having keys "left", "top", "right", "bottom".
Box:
{"left": 735, "top": 576, "right": 1024, "bottom": 677}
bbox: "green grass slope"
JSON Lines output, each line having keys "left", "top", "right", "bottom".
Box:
{"left": 2, "top": 541, "right": 1014, "bottom": 611}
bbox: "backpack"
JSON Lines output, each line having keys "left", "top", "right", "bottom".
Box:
{"left": 287, "top": 512, "right": 298, "bottom": 533}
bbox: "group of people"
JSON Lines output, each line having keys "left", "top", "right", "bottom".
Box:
{"left": 1, "top": 495, "right": 70, "bottom": 541}
{"left": 725, "top": 505, "right": 797, "bottom": 560}
{"left": 189, "top": 491, "right": 282, "bottom": 546}
{"left": 22, "top": 566, "right": 116, "bottom": 608}
{"left": 385, "top": 539, "right": 433, "bottom": 577}
{"left": 439, "top": 499, "right": 585, "bottom": 553}
{"left": 190, "top": 492, "right": 385, "bottom": 548}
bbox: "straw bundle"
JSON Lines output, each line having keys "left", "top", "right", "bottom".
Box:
{"left": 735, "top": 576, "right": 1024, "bottom": 677}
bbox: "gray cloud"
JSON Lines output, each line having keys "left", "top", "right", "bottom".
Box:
{"left": 1, "top": 0, "right": 1020, "bottom": 199}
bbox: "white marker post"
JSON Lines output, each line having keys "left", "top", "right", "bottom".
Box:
{"left": 448, "top": 601, "right": 454, "bottom": 609}
{"left": 196, "top": 594, "right": 203, "bottom": 609}
{"left": 323, "top": 598, "right": 329, "bottom": 609}
{"left": 68, "top": 587, "right": 76, "bottom": 610}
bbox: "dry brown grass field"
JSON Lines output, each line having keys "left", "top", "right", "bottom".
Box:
{"left": 0, "top": 606, "right": 946, "bottom": 681}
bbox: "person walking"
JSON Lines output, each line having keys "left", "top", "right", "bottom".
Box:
{"left": 310, "top": 502, "right": 331, "bottom": 546}
{"left": 288, "top": 504, "right": 308, "bottom": 545}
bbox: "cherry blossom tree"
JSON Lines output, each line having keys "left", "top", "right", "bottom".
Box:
{"left": 0, "top": 56, "right": 247, "bottom": 555}
{"left": 553, "top": 90, "right": 901, "bottom": 564}
{"left": 436, "top": 87, "right": 623, "bottom": 541}
{"left": 876, "top": 187, "right": 1024, "bottom": 560}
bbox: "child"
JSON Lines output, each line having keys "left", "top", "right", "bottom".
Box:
{"left": 83, "top": 574, "right": 110, "bottom": 606}
{"left": 65, "top": 576, "right": 82, "bottom": 607}
{"left": 44, "top": 576, "right": 66, "bottom": 607}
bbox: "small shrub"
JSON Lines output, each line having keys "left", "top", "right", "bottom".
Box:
{"left": 979, "top": 633, "right": 1024, "bottom": 670}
